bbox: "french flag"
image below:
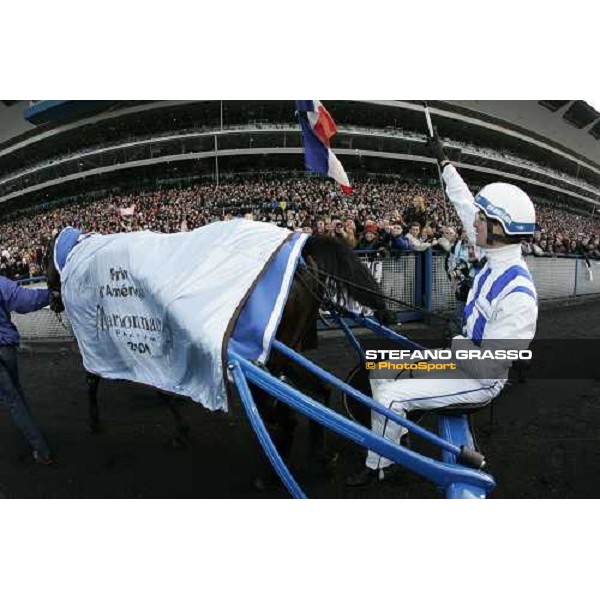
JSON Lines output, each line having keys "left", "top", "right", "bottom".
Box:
{"left": 295, "top": 100, "right": 352, "bottom": 194}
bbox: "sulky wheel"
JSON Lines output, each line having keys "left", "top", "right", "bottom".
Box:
{"left": 341, "top": 362, "right": 372, "bottom": 429}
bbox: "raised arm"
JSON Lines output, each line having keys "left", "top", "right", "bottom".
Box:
{"left": 441, "top": 164, "right": 477, "bottom": 245}
{"left": 426, "top": 130, "right": 477, "bottom": 245}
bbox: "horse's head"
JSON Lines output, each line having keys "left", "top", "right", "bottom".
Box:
{"left": 43, "top": 234, "right": 65, "bottom": 314}
{"left": 303, "top": 234, "right": 395, "bottom": 325}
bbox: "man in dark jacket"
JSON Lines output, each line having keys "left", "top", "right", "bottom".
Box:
{"left": 389, "top": 224, "right": 411, "bottom": 252}
{"left": 0, "top": 277, "right": 54, "bottom": 464}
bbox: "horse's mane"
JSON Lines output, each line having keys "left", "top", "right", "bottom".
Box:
{"left": 302, "top": 235, "right": 386, "bottom": 312}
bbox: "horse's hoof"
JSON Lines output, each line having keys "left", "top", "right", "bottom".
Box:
{"left": 252, "top": 472, "right": 280, "bottom": 492}
{"left": 252, "top": 476, "right": 268, "bottom": 492}
{"left": 311, "top": 449, "right": 339, "bottom": 470}
{"left": 309, "top": 451, "right": 339, "bottom": 478}
{"left": 172, "top": 436, "right": 187, "bottom": 450}
{"left": 323, "top": 451, "right": 340, "bottom": 471}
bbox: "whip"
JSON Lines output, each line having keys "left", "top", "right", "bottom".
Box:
{"left": 422, "top": 101, "right": 449, "bottom": 223}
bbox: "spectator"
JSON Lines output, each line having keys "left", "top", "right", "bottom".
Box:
{"left": 356, "top": 223, "right": 384, "bottom": 252}
{"left": 0, "top": 277, "right": 54, "bottom": 464}
{"left": 437, "top": 226, "right": 472, "bottom": 334}
{"left": 537, "top": 240, "right": 552, "bottom": 256}
{"left": 389, "top": 223, "right": 410, "bottom": 252}
{"left": 377, "top": 220, "right": 392, "bottom": 246}
{"left": 403, "top": 196, "right": 428, "bottom": 226}
{"left": 405, "top": 222, "right": 432, "bottom": 252}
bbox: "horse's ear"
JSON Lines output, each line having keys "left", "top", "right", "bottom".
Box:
{"left": 43, "top": 234, "right": 59, "bottom": 280}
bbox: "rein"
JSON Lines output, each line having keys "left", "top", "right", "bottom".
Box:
{"left": 53, "top": 309, "right": 70, "bottom": 331}
{"left": 303, "top": 264, "right": 452, "bottom": 326}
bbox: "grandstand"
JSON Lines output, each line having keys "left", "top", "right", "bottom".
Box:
{"left": 1, "top": 100, "right": 600, "bottom": 211}
{"left": 0, "top": 100, "right": 599, "bottom": 270}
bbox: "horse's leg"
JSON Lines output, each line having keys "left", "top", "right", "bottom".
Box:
{"left": 274, "top": 399, "right": 297, "bottom": 461}
{"left": 157, "top": 391, "right": 191, "bottom": 448}
{"left": 279, "top": 362, "right": 338, "bottom": 473}
{"left": 307, "top": 379, "right": 334, "bottom": 465}
{"left": 261, "top": 261, "right": 327, "bottom": 477}
{"left": 86, "top": 373, "right": 101, "bottom": 433}
{"left": 252, "top": 385, "right": 297, "bottom": 491}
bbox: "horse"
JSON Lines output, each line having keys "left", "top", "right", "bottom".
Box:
{"left": 44, "top": 226, "right": 393, "bottom": 487}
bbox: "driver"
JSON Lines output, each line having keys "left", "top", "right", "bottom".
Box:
{"left": 347, "top": 131, "right": 538, "bottom": 486}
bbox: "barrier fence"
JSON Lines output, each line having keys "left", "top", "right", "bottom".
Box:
{"left": 13, "top": 279, "right": 74, "bottom": 342}
{"left": 360, "top": 251, "right": 600, "bottom": 314}
{"left": 13, "top": 251, "right": 600, "bottom": 342}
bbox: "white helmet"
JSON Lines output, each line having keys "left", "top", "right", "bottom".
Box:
{"left": 474, "top": 183, "right": 536, "bottom": 237}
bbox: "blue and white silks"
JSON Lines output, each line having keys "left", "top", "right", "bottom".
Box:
{"left": 441, "top": 164, "right": 539, "bottom": 381}
{"left": 57, "top": 221, "right": 307, "bottom": 412}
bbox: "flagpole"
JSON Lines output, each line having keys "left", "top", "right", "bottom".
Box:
{"left": 423, "top": 101, "right": 449, "bottom": 224}
{"left": 215, "top": 134, "right": 219, "bottom": 187}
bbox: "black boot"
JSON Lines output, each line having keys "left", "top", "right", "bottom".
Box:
{"left": 346, "top": 467, "right": 378, "bottom": 487}
{"left": 346, "top": 464, "right": 401, "bottom": 487}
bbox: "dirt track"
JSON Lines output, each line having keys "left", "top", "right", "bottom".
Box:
{"left": 1, "top": 298, "right": 599, "bottom": 499}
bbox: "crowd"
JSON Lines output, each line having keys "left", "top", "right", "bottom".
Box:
{"left": 0, "top": 176, "right": 599, "bottom": 280}
{"left": 3, "top": 124, "right": 598, "bottom": 198}
{"left": 460, "top": 143, "right": 599, "bottom": 194}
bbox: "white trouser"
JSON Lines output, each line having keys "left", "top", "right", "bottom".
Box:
{"left": 366, "top": 372, "right": 504, "bottom": 470}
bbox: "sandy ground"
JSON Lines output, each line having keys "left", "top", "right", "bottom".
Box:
{"left": 1, "top": 298, "right": 599, "bottom": 498}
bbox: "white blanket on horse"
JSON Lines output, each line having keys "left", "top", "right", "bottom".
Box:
{"left": 60, "top": 220, "right": 302, "bottom": 411}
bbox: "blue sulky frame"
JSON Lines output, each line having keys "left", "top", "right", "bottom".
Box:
{"left": 227, "top": 311, "right": 496, "bottom": 500}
